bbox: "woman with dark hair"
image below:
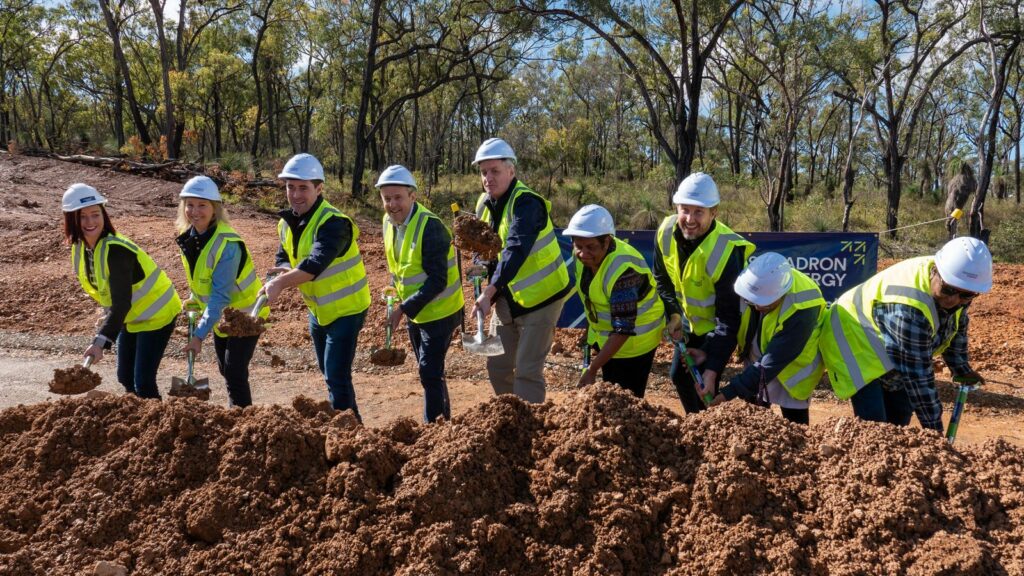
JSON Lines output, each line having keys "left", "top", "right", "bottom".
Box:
{"left": 62, "top": 183, "right": 182, "bottom": 399}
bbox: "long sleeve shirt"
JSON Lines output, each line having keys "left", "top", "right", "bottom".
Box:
{"left": 873, "top": 302, "right": 972, "bottom": 431}
{"left": 177, "top": 223, "right": 244, "bottom": 340}
{"left": 481, "top": 179, "right": 571, "bottom": 317}
{"left": 651, "top": 220, "right": 744, "bottom": 374}
{"left": 91, "top": 237, "right": 144, "bottom": 345}
{"left": 720, "top": 306, "right": 819, "bottom": 401}
{"left": 274, "top": 195, "right": 352, "bottom": 277}
{"left": 392, "top": 204, "right": 454, "bottom": 320}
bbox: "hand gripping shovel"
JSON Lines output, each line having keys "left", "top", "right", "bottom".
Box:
{"left": 369, "top": 287, "right": 407, "bottom": 366}
{"left": 169, "top": 310, "right": 211, "bottom": 400}
{"left": 462, "top": 272, "right": 504, "bottom": 356}
{"left": 672, "top": 337, "right": 713, "bottom": 406}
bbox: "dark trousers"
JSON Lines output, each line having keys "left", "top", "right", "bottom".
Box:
{"left": 310, "top": 310, "right": 366, "bottom": 418}
{"left": 669, "top": 333, "right": 715, "bottom": 414}
{"left": 407, "top": 311, "right": 460, "bottom": 423}
{"left": 116, "top": 318, "right": 176, "bottom": 399}
{"left": 850, "top": 378, "right": 914, "bottom": 426}
{"left": 213, "top": 333, "right": 260, "bottom": 407}
{"left": 597, "top": 347, "right": 657, "bottom": 398}
{"left": 780, "top": 407, "right": 810, "bottom": 425}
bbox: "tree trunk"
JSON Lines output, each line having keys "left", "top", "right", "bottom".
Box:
{"left": 213, "top": 89, "right": 222, "bottom": 158}
{"left": 99, "top": 0, "right": 150, "bottom": 145}
{"left": 150, "top": 0, "right": 177, "bottom": 159}
{"left": 352, "top": 0, "right": 382, "bottom": 198}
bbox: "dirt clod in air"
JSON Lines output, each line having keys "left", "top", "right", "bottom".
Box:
{"left": 48, "top": 365, "right": 101, "bottom": 395}
{"left": 453, "top": 214, "right": 502, "bottom": 260}
{"left": 0, "top": 385, "right": 1022, "bottom": 575}
{"left": 217, "top": 307, "right": 267, "bottom": 337}
{"left": 369, "top": 347, "right": 407, "bottom": 366}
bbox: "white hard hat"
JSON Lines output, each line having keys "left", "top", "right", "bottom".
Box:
{"left": 179, "top": 175, "right": 222, "bottom": 202}
{"left": 563, "top": 204, "right": 615, "bottom": 238}
{"left": 672, "top": 172, "right": 720, "bottom": 207}
{"left": 935, "top": 237, "right": 993, "bottom": 294}
{"left": 278, "top": 153, "right": 325, "bottom": 181}
{"left": 734, "top": 252, "right": 793, "bottom": 307}
{"left": 473, "top": 138, "right": 516, "bottom": 165}
{"left": 61, "top": 183, "right": 107, "bottom": 213}
{"left": 375, "top": 165, "right": 417, "bottom": 190}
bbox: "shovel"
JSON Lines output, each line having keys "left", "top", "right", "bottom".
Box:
{"left": 169, "top": 310, "right": 210, "bottom": 400}
{"left": 945, "top": 380, "right": 979, "bottom": 445}
{"left": 369, "top": 288, "right": 406, "bottom": 366}
{"left": 49, "top": 354, "right": 102, "bottom": 395}
{"left": 462, "top": 272, "right": 504, "bottom": 356}
{"left": 673, "top": 338, "right": 713, "bottom": 406}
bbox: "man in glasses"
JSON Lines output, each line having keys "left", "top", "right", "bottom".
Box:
{"left": 820, "top": 237, "right": 993, "bottom": 431}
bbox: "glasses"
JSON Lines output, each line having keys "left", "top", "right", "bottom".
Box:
{"left": 939, "top": 283, "right": 979, "bottom": 301}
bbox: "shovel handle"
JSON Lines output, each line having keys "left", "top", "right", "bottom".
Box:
{"left": 678, "top": 340, "right": 713, "bottom": 406}
{"left": 83, "top": 355, "right": 94, "bottom": 369}
{"left": 945, "top": 384, "right": 976, "bottom": 444}
{"left": 186, "top": 311, "right": 197, "bottom": 383}
{"left": 250, "top": 294, "right": 268, "bottom": 318}
{"left": 384, "top": 294, "right": 395, "bottom": 350}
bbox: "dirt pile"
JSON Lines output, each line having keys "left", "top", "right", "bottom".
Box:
{"left": 0, "top": 386, "right": 1022, "bottom": 575}
{"left": 369, "top": 347, "right": 407, "bottom": 367}
{"left": 453, "top": 214, "right": 501, "bottom": 260}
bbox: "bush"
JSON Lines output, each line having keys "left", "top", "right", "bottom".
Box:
{"left": 989, "top": 207, "right": 1024, "bottom": 263}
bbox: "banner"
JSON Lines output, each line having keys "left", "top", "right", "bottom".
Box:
{"left": 556, "top": 230, "right": 878, "bottom": 329}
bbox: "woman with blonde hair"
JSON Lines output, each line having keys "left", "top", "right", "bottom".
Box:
{"left": 175, "top": 175, "right": 268, "bottom": 407}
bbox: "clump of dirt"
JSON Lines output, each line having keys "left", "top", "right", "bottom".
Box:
{"left": 1, "top": 386, "right": 1022, "bottom": 575}
{"left": 453, "top": 214, "right": 501, "bottom": 260}
{"left": 369, "top": 347, "right": 407, "bottom": 367}
{"left": 216, "top": 307, "right": 267, "bottom": 337}
{"left": 48, "top": 365, "right": 101, "bottom": 395}
{"left": 167, "top": 381, "right": 211, "bottom": 401}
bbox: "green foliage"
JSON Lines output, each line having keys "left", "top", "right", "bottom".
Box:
{"left": 988, "top": 206, "right": 1024, "bottom": 263}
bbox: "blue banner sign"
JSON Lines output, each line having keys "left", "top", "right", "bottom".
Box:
{"left": 556, "top": 230, "right": 878, "bottom": 328}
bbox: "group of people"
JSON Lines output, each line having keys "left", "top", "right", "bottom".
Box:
{"left": 61, "top": 137, "right": 994, "bottom": 433}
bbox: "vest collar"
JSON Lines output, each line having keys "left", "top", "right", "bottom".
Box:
{"left": 279, "top": 195, "right": 325, "bottom": 227}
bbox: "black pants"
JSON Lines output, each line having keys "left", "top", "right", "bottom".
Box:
{"left": 213, "top": 333, "right": 260, "bottom": 407}
{"left": 407, "top": 311, "right": 460, "bottom": 423}
{"left": 780, "top": 407, "right": 809, "bottom": 425}
{"left": 669, "top": 333, "right": 715, "bottom": 414}
{"left": 598, "top": 347, "right": 657, "bottom": 398}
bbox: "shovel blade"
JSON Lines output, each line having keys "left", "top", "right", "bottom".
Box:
{"left": 462, "top": 333, "right": 505, "bottom": 357}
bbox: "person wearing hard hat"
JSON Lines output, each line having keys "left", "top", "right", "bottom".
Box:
{"left": 653, "top": 172, "right": 755, "bottom": 413}
{"left": 693, "top": 252, "right": 826, "bottom": 424}
{"left": 174, "top": 176, "right": 269, "bottom": 407}
{"left": 563, "top": 205, "right": 665, "bottom": 397}
{"left": 376, "top": 165, "right": 465, "bottom": 422}
{"left": 258, "top": 153, "right": 371, "bottom": 417}
{"left": 61, "top": 183, "right": 182, "bottom": 398}
{"left": 471, "top": 138, "right": 571, "bottom": 403}
{"left": 820, "top": 237, "right": 992, "bottom": 431}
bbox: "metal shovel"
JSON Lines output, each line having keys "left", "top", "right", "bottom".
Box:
{"left": 945, "top": 381, "right": 979, "bottom": 445}
{"left": 170, "top": 310, "right": 210, "bottom": 400}
{"left": 462, "top": 273, "right": 504, "bottom": 356}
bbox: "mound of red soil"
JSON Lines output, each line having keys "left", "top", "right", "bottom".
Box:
{"left": 0, "top": 386, "right": 1021, "bottom": 575}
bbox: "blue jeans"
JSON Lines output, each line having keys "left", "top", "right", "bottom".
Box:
{"left": 850, "top": 378, "right": 914, "bottom": 426}
{"left": 116, "top": 318, "right": 177, "bottom": 399}
{"left": 310, "top": 310, "right": 366, "bottom": 417}
{"left": 407, "top": 311, "right": 460, "bottom": 423}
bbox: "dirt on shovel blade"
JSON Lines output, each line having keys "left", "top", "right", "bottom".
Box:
{"left": 167, "top": 381, "right": 211, "bottom": 401}
{"left": 217, "top": 307, "right": 267, "bottom": 337}
{"left": 453, "top": 214, "right": 502, "bottom": 260}
{"left": 47, "top": 365, "right": 101, "bottom": 395}
{"left": 369, "top": 347, "right": 407, "bottom": 366}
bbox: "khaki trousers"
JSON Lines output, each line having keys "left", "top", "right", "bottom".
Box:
{"left": 487, "top": 295, "right": 566, "bottom": 403}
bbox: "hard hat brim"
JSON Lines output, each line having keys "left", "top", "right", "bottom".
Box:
{"left": 472, "top": 155, "right": 516, "bottom": 166}
{"left": 179, "top": 191, "right": 222, "bottom": 202}
{"left": 375, "top": 180, "right": 417, "bottom": 190}
{"left": 671, "top": 194, "right": 719, "bottom": 208}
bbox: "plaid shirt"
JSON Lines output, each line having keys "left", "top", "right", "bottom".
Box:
{"left": 873, "top": 302, "right": 971, "bottom": 431}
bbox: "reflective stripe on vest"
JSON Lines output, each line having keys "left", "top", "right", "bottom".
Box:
{"left": 819, "top": 256, "right": 961, "bottom": 399}
{"left": 73, "top": 234, "right": 181, "bottom": 333}
{"left": 383, "top": 203, "right": 465, "bottom": 324}
{"left": 279, "top": 200, "right": 371, "bottom": 325}
{"left": 575, "top": 238, "right": 664, "bottom": 359}
{"left": 180, "top": 223, "right": 267, "bottom": 337}
{"left": 656, "top": 215, "right": 754, "bottom": 336}
{"left": 737, "top": 270, "right": 826, "bottom": 401}
{"left": 477, "top": 183, "right": 569, "bottom": 308}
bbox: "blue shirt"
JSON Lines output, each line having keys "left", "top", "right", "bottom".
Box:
{"left": 193, "top": 241, "right": 241, "bottom": 340}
